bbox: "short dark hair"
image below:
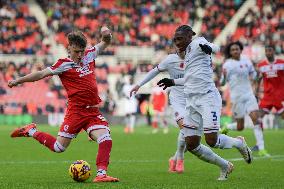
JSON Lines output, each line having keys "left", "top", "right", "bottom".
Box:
{"left": 67, "top": 31, "right": 87, "bottom": 48}
{"left": 265, "top": 44, "right": 275, "bottom": 50}
{"left": 175, "top": 25, "right": 196, "bottom": 35}
{"left": 224, "top": 41, "right": 243, "bottom": 59}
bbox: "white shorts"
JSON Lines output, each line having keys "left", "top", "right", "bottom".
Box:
{"left": 232, "top": 95, "right": 259, "bottom": 119}
{"left": 169, "top": 96, "right": 186, "bottom": 123}
{"left": 182, "top": 89, "right": 221, "bottom": 137}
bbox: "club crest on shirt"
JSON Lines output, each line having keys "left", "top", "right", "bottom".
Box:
{"left": 180, "top": 62, "right": 184, "bottom": 68}
{"left": 64, "top": 125, "right": 69, "bottom": 131}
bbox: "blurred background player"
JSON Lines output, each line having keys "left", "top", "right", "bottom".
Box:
{"left": 130, "top": 48, "right": 187, "bottom": 173}
{"left": 122, "top": 76, "right": 138, "bottom": 133}
{"left": 8, "top": 28, "right": 119, "bottom": 183}
{"left": 220, "top": 41, "right": 269, "bottom": 157}
{"left": 150, "top": 85, "right": 169, "bottom": 134}
{"left": 255, "top": 45, "right": 284, "bottom": 155}
{"left": 158, "top": 25, "right": 253, "bottom": 180}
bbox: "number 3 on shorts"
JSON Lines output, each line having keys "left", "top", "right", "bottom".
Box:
{"left": 211, "top": 111, "right": 217, "bottom": 121}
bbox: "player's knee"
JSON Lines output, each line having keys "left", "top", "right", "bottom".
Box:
{"left": 236, "top": 123, "right": 244, "bottom": 131}
{"left": 185, "top": 139, "right": 199, "bottom": 151}
{"left": 205, "top": 138, "right": 217, "bottom": 147}
{"left": 236, "top": 126, "right": 244, "bottom": 131}
{"left": 53, "top": 141, "right": 66, "bottom": 153}
{"left": 97, "top": 132, "right": 112, "bottom": 144}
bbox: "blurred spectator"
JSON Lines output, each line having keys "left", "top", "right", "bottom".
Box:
{"left": 0, "top": 1, "right": 50, "bottom": 54}
{"left": 36, "top": 0, "right": 200, "bottom": 52}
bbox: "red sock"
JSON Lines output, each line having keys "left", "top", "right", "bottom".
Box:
{"left": 152, "top": 121, "right": 158, "bottom": 128}
{"left": 96, "top": 140, "right": 112, "bottom": 170}
{"left": 33, "top": 131, "right": 56, "bottom": 152}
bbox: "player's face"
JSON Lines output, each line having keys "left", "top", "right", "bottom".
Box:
{"left": 230, "top": 44, "right": 241, "bottom": 60}
{"left": 173, "top": 31, "right": 192, "bottom": 53}
{"left": 265, "top": 47, "right": 274, "bottom": 60}
{"left": 68, "top": 44, "right": 85, "bottom": 64}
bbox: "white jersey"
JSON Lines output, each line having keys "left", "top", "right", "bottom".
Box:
{"left": 183, "top": 37, "right": 218, "bottom": 94}
{"left": 157, "top": 54, "right": 185, "bottom": 99}
{"left": 223, "top": 57, "right": 256, "bottom": 102}
{"left": 122, "top": 84, "right": 138, "bottom": 114}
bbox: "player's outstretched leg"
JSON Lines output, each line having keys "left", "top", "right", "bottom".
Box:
{"left": 10, "top": 123, "right": 66, "bottom": 153}
{"left": 90, "top": 129, "right": 119, "bottom": 183}
{"left": 213, "top": 134, "right": 253, "bottom": 164}
{"left": 189, "top": 143, "right": 234, "bottom": 180}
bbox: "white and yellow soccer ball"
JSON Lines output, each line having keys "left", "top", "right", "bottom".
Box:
{"left": 69, "top": 160, "right": 91, "bottom": 182}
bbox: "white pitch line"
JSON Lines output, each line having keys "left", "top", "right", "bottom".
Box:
{"left": 228, "top": 155, "right": 284, "bottom": 162}
{"left": 0, "top": 155, "right": 283, "bottom": 165}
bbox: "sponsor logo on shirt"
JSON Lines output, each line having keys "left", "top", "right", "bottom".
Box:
{"left": 76, "top": 64, "right": 93, "bottom": 77}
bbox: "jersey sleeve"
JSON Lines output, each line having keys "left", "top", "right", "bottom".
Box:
{"left": 156, "top": 55, "right": 170, "bottom": 72}
{"left": 85, "top": 45, "right": 101, "bottom": 60}
{"left": 247, "top": 59, "right": 257, "bottom": 79}
{"left": 198, "top": 37, "right": 220, "bottom": 53}
{"left": 47, "top": 59, "right": 71, "bottom": 75}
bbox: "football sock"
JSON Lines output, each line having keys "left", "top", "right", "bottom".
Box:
{"left": 33, "top": 131, "right": 57, "bottom": 152}
{"left": 214, "top": 134, "right": 243, "bottom": 149}
{"left": 129, "top": 115, "right": 136, "bottom": 131}
{"left": 97, "top": 169, "right": 107, "bottom": 176}
{"left": 227, "top": 122, "right": 237, "bottom": 130}
{"left": 96, "top": 133, "right": 112, "bottom": 171}
{"left": 176, "top": 132, "right": 186, "bottom": 160}
{"left": 28, "top": 127, "right": 37, "bottom": 137}
{"left": 253, "top": 124, "right": 265, "bottom": 150}
{"left": 191, "top": 144, "right": 228, "bottom": 169}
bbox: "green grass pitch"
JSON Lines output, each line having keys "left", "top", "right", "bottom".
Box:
{"left": 0, "top": 124, "right": 284, "bottom": 189}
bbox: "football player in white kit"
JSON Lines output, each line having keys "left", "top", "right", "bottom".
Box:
{"left": 157, "top": 25, "right": 252, "bottom": 180}
{"left": 122, "top": 77, "right": 138, "bottom": 133}
{"left": 220, "top": 41, "right": 269, "bottom": 156}
{"left": 130, "top": 49, "right": 187, "bottom": 174}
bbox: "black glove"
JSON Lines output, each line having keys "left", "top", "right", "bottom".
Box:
{"left": 157, "top": 78, "right": 175, "bottom": 90}
{"left": 199, "top": 44, "right": 212, "bottom": 55}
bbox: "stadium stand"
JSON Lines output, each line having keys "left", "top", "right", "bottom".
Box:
{"left": 0, "top": 0, "right": 50, "bottom": 55}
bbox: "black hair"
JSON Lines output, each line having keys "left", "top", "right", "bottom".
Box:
{"left": 265, "top": 44, "right": 275, "bottom": 50}
{"left": 175, "top": 25, "right": 196, "bottom": 35}
{"left": 224, "top": 41, "right": 243, "bottom": 59}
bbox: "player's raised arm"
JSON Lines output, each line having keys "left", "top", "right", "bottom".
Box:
{"left": 95, "top": 26, "right": 112, "bottom": 54}
{"left": 199, "top": 38, "right": 220, "bottom": 55}
{"left": 7, "top": 68, "right": 53, "bottom": 88}
{"left": 130, "top": 56, "right": 171, "bottom": 97}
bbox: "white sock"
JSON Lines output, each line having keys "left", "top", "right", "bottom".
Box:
{"left": 28, "top": 128, "right": 37, "bottom": 137}
{"left": 227, "top": 122, "right": 237, "bottom": 130}
{"left": 191, "top": 144, "right": 228, "bottom": 169}
{"left": 129, "top": 115, "right": 136, "bottom": 130}
{"left": 175, "top": 132, "right": 186, "bottom": 160}
{"left": 253, "top": 124, "right": 264, "bottom": 150}
{"left": 215, "top": 134, "right": 243, "bottom": 149}
{"left": 97, "top": 169, "right": 106, "bottom": 176}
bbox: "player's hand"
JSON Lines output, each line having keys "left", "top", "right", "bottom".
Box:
{"left": 101, "top": 26, "right": 112, "bottom": 43}
{"left": 130, "top": 85, "right": 140, "bottom": 97}
{"left": 7, "top": 80, "right": 19, "bottom": 88}
{"left": 199, "top": 44, "right": 212, "bottom": 55}
{"left": 157, "top": 78, "right": 175, "bottom": 90}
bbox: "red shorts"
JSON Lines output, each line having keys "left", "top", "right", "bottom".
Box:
{"left": 259, "top": 98, "right": 284, "bottom": 114}
{"left": 58, "top": 106, "right": 109, "bottom": 139}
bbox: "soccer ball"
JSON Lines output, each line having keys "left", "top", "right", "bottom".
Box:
{"left": 69, "top": 160, "right": 91, "bottom": 182}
